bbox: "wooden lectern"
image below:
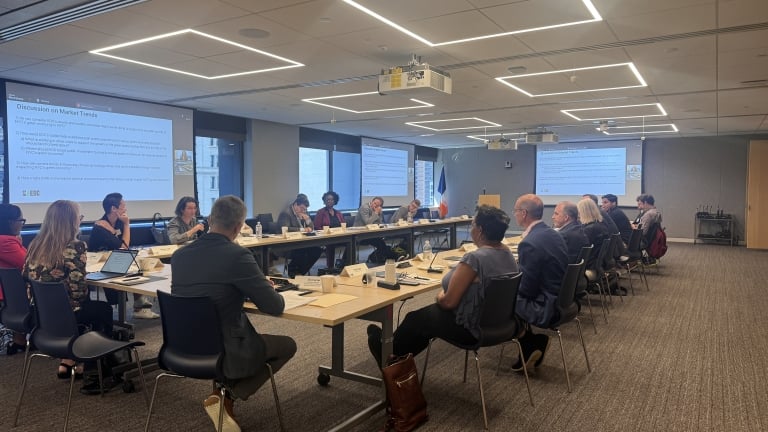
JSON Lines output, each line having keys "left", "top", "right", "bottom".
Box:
{"left": 478, "top": 194, "right": 501, "bottom": 209}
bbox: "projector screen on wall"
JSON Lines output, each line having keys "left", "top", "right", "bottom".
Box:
{"left": 535, "top": 140, "right": 643, "bottom": 206}
{"left": 361, "top": 137, "right": 415, "bottom": 208}
{"left": 5, "top": 81, "right": 195, "bottom": 224}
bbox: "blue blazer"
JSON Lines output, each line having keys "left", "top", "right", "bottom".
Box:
{"left": 516, "top": 222, "right": 569, "bottom": 328}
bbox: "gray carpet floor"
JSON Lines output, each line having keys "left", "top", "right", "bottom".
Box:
{"left": 2, "top": 242, "right": 767, "bottom": 431}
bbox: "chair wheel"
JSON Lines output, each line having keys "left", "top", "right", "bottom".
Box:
{"left": 122, "top": 379, "right": 136, "bottom": 393}
{"left": 317, "top": 373, "right": 330, "bottom": 386}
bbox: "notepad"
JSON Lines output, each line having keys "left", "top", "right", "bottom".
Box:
{"left": 308, "top": 294, "right": 357, "bottom": 308}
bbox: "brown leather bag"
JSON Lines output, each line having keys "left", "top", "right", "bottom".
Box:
{"left": 381, "top": 354, "right": 428, "bottom": 432}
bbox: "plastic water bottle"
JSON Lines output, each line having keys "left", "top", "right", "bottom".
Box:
{"left": 423, "top": 240, "right": 432, "bottom": 261}
{"left": 255, "top": 221, "right": 263, "bottom": 239}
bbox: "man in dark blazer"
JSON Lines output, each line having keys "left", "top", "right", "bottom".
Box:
{"left": 512, "top": 194, "right": 569, "bottom": 371}
{"left": 552, "top": 201, "right": 589, "bottom": 263}
{"left": 172, "top": 195, "right": 297, "bottom": 431}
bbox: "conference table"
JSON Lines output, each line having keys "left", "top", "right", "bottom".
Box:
{"left": 88, "top": 251, "right": 474, "bottom": 431}
{"left": 141, "top": 216, "right": 473, "bottom": 270}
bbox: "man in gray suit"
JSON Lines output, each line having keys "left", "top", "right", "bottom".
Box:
{"left": 172, "top": 195, "right": 297, "bottom": 432}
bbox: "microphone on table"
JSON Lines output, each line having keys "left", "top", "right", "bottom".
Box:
{"left": 427, "top": 250, "right": 443, "bottom": 273}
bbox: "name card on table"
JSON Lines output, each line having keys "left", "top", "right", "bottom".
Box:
{"left": 286, "top": 232, "right": 304, "bottom": 239}
{"left": 341, "top": 263, "right": 368, "bottom": 277}
{"left": 148, "top": 245, "right": 178, "bottom": 256}
{"left": 328, "top": 227, "right": 344, "bottom": 234}
{"left": 294, "top": 275, "right": 325, "bottom": 290}
{"left": 236, "top": 237, "right": 260, "bottom": 246}
{"left": 460, "top": 243, "right": 478, "bottom": 252}
{"left": 419, "top": 219, "right": 431, "bottom": 225}
{"left": 396, "top": 220, "right": 409, "bottom": 226}
{"left": 459, "top": 214, "right": 470, "bottom": 220}
{"left": 366, "top": 224, "right": 381, "bottom": 231}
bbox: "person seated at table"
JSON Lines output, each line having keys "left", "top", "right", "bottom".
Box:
{"left": 354, "top": 196, "right": 395, "bottom": 264}
{"left": 366, "top": 205, "right": 518, "bottom": 364}
{"left": 0, "top": 203, "right": 29, "bottom": 355}
{"left": 552, "top": 201, "right": 589, "bottom": 264}
{"left": 389, "top": 199, "right": 421, "bottom": 223}
{"left": 172, "top": 195, "right": 296, "bottom": 432}
{"left": 577, "top": 198, "right": 611, "bottom": 271}
{"left": 313, "top": 191, "right": 346, "bottom": 269}
{"left": 88, "top": 192, "right": 158, "bottom": 319}
{"left": 277, "top": 194, "right": 323, "bottom": 277}
{"left": 23, "top": 200, "right": 115, "bottom": 394}
{"left": 167, "top": 196, "right": 206, "bottom": 244}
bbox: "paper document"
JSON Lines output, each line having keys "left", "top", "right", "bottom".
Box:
{"left": 279, "top": 292, "right": 315, "bottom": 310}
{"left": 308, "top": 293, "right": 357, "bottom": 308}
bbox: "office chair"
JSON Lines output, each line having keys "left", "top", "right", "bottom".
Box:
{"left": 15, "top": 280, "right": 148, "bottom": 431}
{"left": 540, "top": 259, "right": 592, "bottom": 393}
{"left": 617, "top": 228, "right": 649, "bottom": 294}
{"left": 0, "top": 268, "right": 35, "bottom": 380}
{"left": 574, "top": 245, "right": 601, "bottom": 333}
{"left": 145, "top": 291, "right": 285, "bottom": 432}
{"left": 421, "top": 273, "right": 532, "bottom": 430}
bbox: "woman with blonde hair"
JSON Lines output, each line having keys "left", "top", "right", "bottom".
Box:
{"left": 24, "top": 200, "right": 113, "bottom": 392}
{"left": 577, "top": 198, "right": 610, "bottom": 271}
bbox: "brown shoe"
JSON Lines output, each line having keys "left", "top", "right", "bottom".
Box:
{"left": 203, "top": 394, "right": 240, "bottom": 432}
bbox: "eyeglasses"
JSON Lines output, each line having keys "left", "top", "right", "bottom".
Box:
{"left": 513, "top": 208, "right": 527, "bottom": 214}
{"left": 16, "top": 218, "right": 26, "bottom": 224}
{"left": 79, "top": 215, "right": 85, "bottom": 221}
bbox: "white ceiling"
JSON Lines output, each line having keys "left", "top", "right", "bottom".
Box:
{"left": 1, "top": 0, "right": 767, "bottom": 148}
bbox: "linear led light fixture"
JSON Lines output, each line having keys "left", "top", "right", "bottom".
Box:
{"left": 406, "top": 117, "right": 502, "bottom": 132}
{"left": 599, "top": 124, "right": 679, "bottom": 135}
{"left": 342, "top": 0, "right": 601, "bottom": 47}
{"left": 496, "top": 63, "right": 647, "bottom": 97}
{"left": 0, "top": 0, "right": 147, "bottom": 41}
{"left": 90, "top": 29, "right": 304, "bottom": 79}
{"left": 562, "top": 103, "right": 667, "bottom": 121}
{"left": 302, "top": 92, "right": 434, "bottom": 114}
{"left": 467, "top": 132, "right": 526, "bottom": 142}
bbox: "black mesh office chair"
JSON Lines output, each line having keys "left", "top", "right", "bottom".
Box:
{"left": 0, "top": 268, "right": 35, "bottom": 378}
{"left": 145, "top": 291, "right": 285, "bottom": 432}
{"left": 15, "top": 280, "right": 148, "bottom": 431}
{"left": 420, "top": 273, "right": 532, "bottom": 430}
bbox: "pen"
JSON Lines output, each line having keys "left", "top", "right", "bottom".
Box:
{"left": 413, "top": 276, "right": 430, "bottom": 281}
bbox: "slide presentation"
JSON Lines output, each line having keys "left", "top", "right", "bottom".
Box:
{"left": 361, "top": 137, "right": 414, "bottom": 208}
{"left": 5, "top": 82, "right": 195, "bottom": 223}
{"left": 535, "top": 140, "right": 643, "bottom": 206}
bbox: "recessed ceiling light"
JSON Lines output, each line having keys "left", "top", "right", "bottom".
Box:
{"left": 302, "top": 92, "right": 434, "bottom": 113}
{"left": 406, "top": 117, "right": 502, "bottom": 131}
{"left": 238, "top": 28, "right": 271, "bottom": 39}
{"left": 342, "top": 0, "right": 602, "bottom": 47}
{"left": 561, "top": 103, "right": 667, "bottom": 121}
{"left": 496, "top": 62, "right": 647, "bottom": 97}
{"left": 90, "top": 29, "right": 303, "bottom": 79}
{"left": 601, "top": 124, "right": 678, "bottom": 135}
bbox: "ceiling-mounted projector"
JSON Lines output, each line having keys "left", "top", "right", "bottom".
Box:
{"left": 378, "top": 54, "right": 452, "bottom": 95}
{"left": 487, "top": 138, "right": 517, "bottom": 150}
{"left": 526, "top": 131, "right": 558, "bottom": 144}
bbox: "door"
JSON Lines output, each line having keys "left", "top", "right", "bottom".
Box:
{"left": 746, "top": 140, "right": 768, "bottom": 249}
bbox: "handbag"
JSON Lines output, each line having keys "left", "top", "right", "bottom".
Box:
{"left": 151, "top": 213, "right": 171, "bottom": 245}
{"left": 381, "top": 353, "right": 428, "bottom": 432}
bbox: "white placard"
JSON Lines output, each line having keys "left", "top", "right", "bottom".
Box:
{"left": 286, "top": 232, "right": 304, "bottom": 239}
{"left": 366, "top": 224, "right": 381, "bottom": 231}
{"left": 460, "top": 243, "right": 478, "bottom": 252}
{"left": 341, "top": 263, "right": 368, "bottom": 277}
{"left": 328, "top": 227, "right": 344, "bottom": 234}
{"left": 149, "top": 245, "right": 177, "bottom": 256}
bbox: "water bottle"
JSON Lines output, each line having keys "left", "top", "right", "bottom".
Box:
{"left": 255, "top": 221, "right": 263, "bottom": 239}
{"left": 423, "top": 240, "right": 432, "bottom": 261}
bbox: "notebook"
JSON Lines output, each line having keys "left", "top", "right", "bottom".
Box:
{"left": 85, "top": 249, "right": 138, "bottom": 281}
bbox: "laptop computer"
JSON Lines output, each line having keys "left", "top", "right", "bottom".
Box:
{"left": 86, "top": 249, "right": 138, "bottom": 281}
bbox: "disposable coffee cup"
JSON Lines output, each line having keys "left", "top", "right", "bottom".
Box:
{"left": 341, "top": 222, "right": 347, "bottom": 232}
{"left": 320, "top": 275, "right": 335, "bottom": 293}
{"left": 281, "top": 226, "right": 289, "bottom": 238}
{"left": 323, "top": 225, "right": 330, "bottom": 234}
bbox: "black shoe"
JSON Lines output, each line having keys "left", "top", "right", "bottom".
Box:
{"left": 6, "top": 342, "right": 26, "bottom": 356}
{"left": 533, "top": 334, "right": 551, "bottom": 368}
{"left": 510, "top": 334, "right": 541, "bottom": 372}
{"left": 367, "top": 325, "right": 383, "bottom": 367}
{"left": 79, "top": 375, "right": 122, "bottom": 395}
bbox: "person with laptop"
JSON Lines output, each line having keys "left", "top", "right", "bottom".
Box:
{"left": 172, "top": 195, "right": 296, "bottom": 432}
{"left": 23, "top": 200, "right": 114, "bottom": 394}
{"left": 88, "top": 192, "right": 158, "bottom": 319}
{"left": 366, "top": 205, "right": 518, "bottom": 365}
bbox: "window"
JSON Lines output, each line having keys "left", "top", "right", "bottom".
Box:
{"left": 195, "top": 136, "right": 243, "bottom": 216}
{"left": 299, "top": 147, "right": 329, "bottom": 211}
{"left": 415, "top": 160, "right": 435, "bottom": 206}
